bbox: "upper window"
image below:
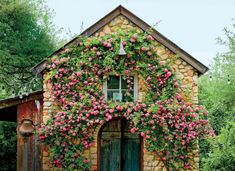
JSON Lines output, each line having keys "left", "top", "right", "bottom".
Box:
{"left": 103, "top": 76, "right": 137, "bottom": 102}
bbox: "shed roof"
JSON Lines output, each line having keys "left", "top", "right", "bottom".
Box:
{"left": 33, "top": 5, "right": 208, "bottom": 75}
{"left": 0, "top": 90, "right": 43, "bottom": 110}
{"left": 0, "top": 90, "right": 43, "bottom": 121}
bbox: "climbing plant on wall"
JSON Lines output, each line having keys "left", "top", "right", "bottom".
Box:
{"left": 39, "top": 29, "right": 214, "bottom": 170}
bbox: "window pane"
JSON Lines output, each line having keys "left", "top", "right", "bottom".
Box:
{"left": 107, "top": 76, "right": 119, "bottom": 89}
{"left": 121, "top": 77, "right": 134, "bottom": 89}
{"left": 107, "top": 90, "right": 120, "bottom": 101}
{"left": 106, "top": 76, "right": 136, "bottom": 102}
{"left": 122, "top": 90, "right": 133, "bottom": 102}
{"left": 121, "top": 78, "right": 128, "bottom": 89}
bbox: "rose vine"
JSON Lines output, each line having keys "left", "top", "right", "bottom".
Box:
{"left": 39, "top": 29, "right": 214, "bottom": 170}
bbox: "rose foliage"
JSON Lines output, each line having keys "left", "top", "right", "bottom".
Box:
{"left": 39, "top": 30, "right": 214, "bottom": 170}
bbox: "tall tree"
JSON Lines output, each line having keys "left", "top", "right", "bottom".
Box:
{"left": 0, "top": 1, "right": 63, "bottom": 170}
{"left": 199, "top": 22, "right": 235, "bottom": 170}
{"left": 199, "top": 22, "right": 235, "bottom": 134}
{"left": 0, "top": 0, "right": 61, "bottom": 97}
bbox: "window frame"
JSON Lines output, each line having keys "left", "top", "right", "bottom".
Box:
{"left": 103, "top": 75, "right": 138, "bottom": 102}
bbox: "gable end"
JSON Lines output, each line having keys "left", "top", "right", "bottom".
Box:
{"left": 32, "top": 5, "right": 208, "bottom": 75}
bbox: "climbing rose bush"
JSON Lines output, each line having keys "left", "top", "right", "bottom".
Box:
{"left": 39, "top": 29, "right": 214, "bottom": 170}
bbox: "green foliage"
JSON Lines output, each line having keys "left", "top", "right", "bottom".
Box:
{"left": 0, "top": 1, "right": 63, "bottom": 170}
{"left": 199, "top": 22, "right": 235, "bottom": 170}
{"left": 199, "top": 22, "right": 235, "bottom": 133}
{"left": 202, "top": 122, "right": 235, "bottom": 171}
{"left": 0, "top": 0, "right": 61, "bottom": 95}
{"left": 199, "top": 22, "right": 235, "bottom": 132}
{"left": 0, "top": 121, "right": 16, "bottom": 171}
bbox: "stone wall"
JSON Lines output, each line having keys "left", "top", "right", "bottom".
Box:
{"left": 42, "top": 73, "right": 53, "bottom": 171}
{"left": 94, "top": 15, "right": 198, "bottom": 105}
{"left": 41, "top": 14, "right": 199, "bottom": 171}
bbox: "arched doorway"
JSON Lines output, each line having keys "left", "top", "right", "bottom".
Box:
{"left": 98, "top": 118, "right": 142, "bottom": 171}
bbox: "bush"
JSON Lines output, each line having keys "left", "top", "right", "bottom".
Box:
{"left": 202, "top": 122, "right": 235, "bottom": 171}
{"left": 0, "top": 121, "right": 16, "bottom": 171}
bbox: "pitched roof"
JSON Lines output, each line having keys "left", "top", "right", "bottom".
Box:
{"left": 33, "top": 5, "right": 208, "bottom": 75}
{"left": 0, "top": 90, "right": 43, "bottom": 122}
{"left": 0, "top": 90, "right": 43, "bottom": 109}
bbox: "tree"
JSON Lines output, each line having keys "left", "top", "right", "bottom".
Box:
{"left": 0, "top": 0, "right": 62, "bottom": 97}
{"left": 199, "top": 21, "right": 235, "bottom": 170}
{"left": 199, "top": 22, "right": 235, "bottom": 134}
{"left": 0, "top": 0, "right": 63, "bottom": 170}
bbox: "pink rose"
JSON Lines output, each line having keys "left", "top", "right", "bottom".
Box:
{"left": 130, "top": 38, "right": 135, "bottom": 43}
{"left": 147, "top": 35, "right": 154, "bottom": 40}
{"left": 159, "top": 61, "right": 165, "bottom": 66}
{"left": 76, "top": 72, "right": 82, "bottom": 77}
{"left": 64, "top": 48, "right": 70, "bottom": 53}
{"left": 103, "top": 41, "right": 108, "bottom": 46}
{"left": 140, "top": 132, "right": 145, "bottom": 137}
{"left": 109, "top": 109, "right": 114, "bottom": 113}
{"left": 54, "top": 159, "right": 60, "bottom": 165}
{"left": 133, "top": 33, "right": 138, "bottom": 39}
{"left": 145, "top": 113, "right": 150, "bottom": 117}
{"left": 83, "top": 160, "right": 89, "bottom": 163}
{"left": 141, "top": 47, "right": 147, "bottom": 52}
{"left": 52, "top": 64, "right": 56, "bottom": 68}
{"left": 127, "top": 108, "right": 132, "bottom": 114}
{"left": 141, "top": 47, "right": 146, "bottom": 51}
{"left": 174, "top": 82, "right": 179, "bottom": 87}
{"left": 116, "top": 105, "right": 123, "bottom": 111}
{"left": 96, "top": 51, "right": 101, "bottom": 56}
{"left": 147, "top": 51, "right": 152, "bottom": 56}
{"left": 166, "top": 71, "right": 171, "bottom": 77}
{"left": 109, "top": 38, "right": 113, "bottom": 42}
{"left": 130, "top": 128, "right": 136, "bottom": 133}
{"left": 107, "top": 43, "right": 111, "bottom": 47}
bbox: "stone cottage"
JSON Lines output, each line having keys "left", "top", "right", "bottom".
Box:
{"left": 0, "top": 5, "right": 208, "bottom": 171}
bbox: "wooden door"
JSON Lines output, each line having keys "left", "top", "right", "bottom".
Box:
{"left": 123, "top": 138, "right": 140, "bottom": 171}
{"left": 100, "top": 119, "right": 140, "bottom": 171}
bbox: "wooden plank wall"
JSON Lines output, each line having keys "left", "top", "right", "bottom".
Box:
{"left": 17, "top": 99, "right": 43, "bottom": 171}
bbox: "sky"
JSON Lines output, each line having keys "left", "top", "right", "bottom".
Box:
{"left": 46, "top": 0, "right": 235, "bottom": 67}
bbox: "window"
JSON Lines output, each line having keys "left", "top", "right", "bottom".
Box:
{"left": 103, "top": 76, "right": 138, "bottom": 102}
